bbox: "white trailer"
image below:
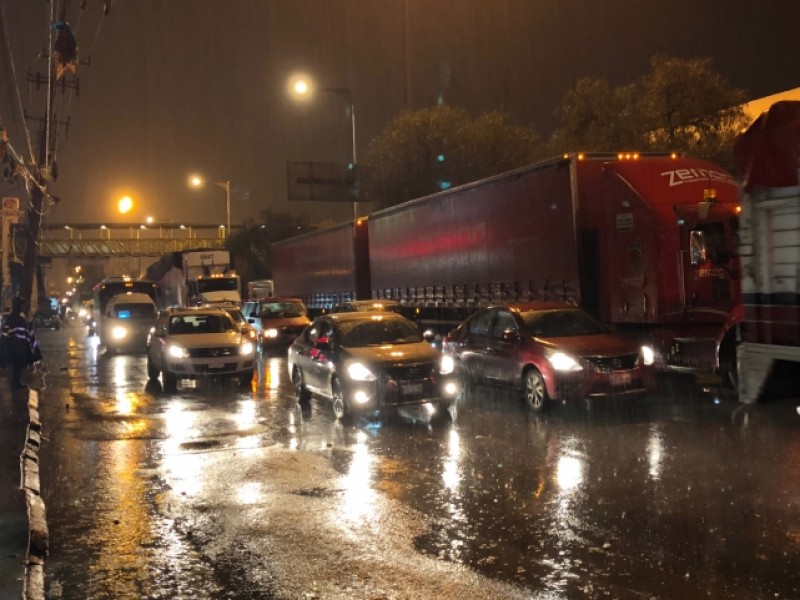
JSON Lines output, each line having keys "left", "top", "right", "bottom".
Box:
{"left": 734, "top": 101, "right": 800, "bottom": 403}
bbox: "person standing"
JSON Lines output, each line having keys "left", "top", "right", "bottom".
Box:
{"left": 2, "top": 297, "right": 34, "bottom": 390}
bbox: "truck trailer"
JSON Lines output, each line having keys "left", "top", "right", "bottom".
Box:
{"left": 273, "top": 152, "right": 741, "bottom": 373}
{"left": 145, "top": 249, "right": 241, "bottom": 308}
{"left": 734, "top": 101, "right": 800, "bottom": 402}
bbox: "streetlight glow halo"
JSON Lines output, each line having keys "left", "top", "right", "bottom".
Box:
{"left": 288, "top": 72, "right": 314, "bottom": 101}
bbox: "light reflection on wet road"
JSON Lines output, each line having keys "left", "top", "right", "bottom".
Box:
{"left": 35, "top": 325, "right": 800, "bottom": 599}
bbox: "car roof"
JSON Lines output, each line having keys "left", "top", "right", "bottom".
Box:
{"left": 484, "top": 301, "right": 579, "bottom": 313}
{"left": 326, "top": 311, "right": 410, "bottom": 323}
{"left": 337, "top": 299, "right": 401, "bottom": 307}
{"left": 246, "top": 296, "right": 303, "bottom": 303}
{"left": 165, "top": 306, "right": 229, "bottom": 315}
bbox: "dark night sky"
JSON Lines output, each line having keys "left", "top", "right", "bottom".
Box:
{"left": 1, "top": 0, "right": 798, "bottom": 227}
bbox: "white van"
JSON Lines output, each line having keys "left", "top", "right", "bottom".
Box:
{"left": 101, "top": 292, "right": 159, "bottom": 354}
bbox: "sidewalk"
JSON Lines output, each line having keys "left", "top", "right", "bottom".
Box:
{"left": 0, "top": 368, "right": 47, "bottom": 600}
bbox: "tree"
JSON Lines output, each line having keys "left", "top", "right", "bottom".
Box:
{"left": 363, "top": 106, "right": 544, "bottom": 209}
{"left": 552, "top": 55, "right": 749, "bottom": 169}
{"left": 548, "top": 77, "right": 638, "bottom": 152}
{"left": 225, "top": 209, "right": 316, "bottom": 286}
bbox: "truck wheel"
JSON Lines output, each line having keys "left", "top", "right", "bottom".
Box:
{"left": 163, "top": 371, "right": 178, "bottom": 392}
{"left": 292, "top": 367, "right": 311, "bottom": 403}
{"left": 331, "top": 378, "right": 349, "bottom": 420}
{"left": 146, "top": 354, "right": 160, "bottom": 381}
{"left": 522, "top": 368, "right": 548, "bottom": 412}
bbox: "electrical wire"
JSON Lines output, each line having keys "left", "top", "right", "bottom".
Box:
{"left": 0, "top": 3, "right": 36, "bottom": 164}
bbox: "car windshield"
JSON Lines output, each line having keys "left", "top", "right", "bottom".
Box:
{"left": 113, "top": 303, "right": 157, "bottom": 319}
{"left": 338, "top": 317, "right": 423, "bottom": 346}
{"left": 521, "top": 309, "right": 607, "bottom": 337}
{"left": 261, "top": 301, "right": 307, "bottom": 318}
{"left": 225, "top": 309, "right": 245, "bottom": 324}
{"left": 168, "top": 314, "right": 236, "bottom": 334}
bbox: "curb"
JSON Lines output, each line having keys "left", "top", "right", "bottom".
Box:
{"left": 20, "top": 388, "right": 47, "bottom": 600}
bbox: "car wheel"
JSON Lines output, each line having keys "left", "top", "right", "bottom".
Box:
{"left": 238, "top": 370, "right": 254, "bottom": 387}
{"left": 292, "top": 367, "right": 311, "bottom": 403}
{"left": 163, "top": 370, "right": 178, "bottom": 392}
{"left": 522, "top": 368, "right": 548, "bottom": 412}
{"left": 331, "top": 378, "right": 349, "bottom": 420}
{"left": 146, "top": 353, "right": 160, "bottom": 381}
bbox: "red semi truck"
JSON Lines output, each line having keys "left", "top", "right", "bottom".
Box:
{"left": 734, "top": 101, "right": 800, "bottom": 402}
{"left": 273, "top": 152, "right": 741, "bottom": 374}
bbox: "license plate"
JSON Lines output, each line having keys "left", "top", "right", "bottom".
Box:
{"left": 400, "top": 382, "right": 424, "bottom": 396}
{"left": 610, "top": 372, "right": 632, "bottom": 386}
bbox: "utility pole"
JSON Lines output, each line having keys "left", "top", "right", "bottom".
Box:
{"left": 20, "top": 0, "right": 76, "bottom": 308}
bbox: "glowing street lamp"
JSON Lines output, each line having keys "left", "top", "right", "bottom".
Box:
{"left": 118, "top": 196, "right": 133, "bottom": 215}
{"left": 189, "top": 174, "right": 231, "bottom": 235}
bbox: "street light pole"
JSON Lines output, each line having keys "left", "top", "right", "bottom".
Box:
{"left": 217, "top": 180, "right": 231, "bottom": 236}
{"left": 289, "top": 76, "right": 359, "bottom": 221}
{"left": 321, "top": 87, "right": 358, "bottom": 220}
{"left": 189, "top": 176, "right": 231, "bottom": 237}
{"left": 349, "top": 102, "right": 357, "bottom": 221}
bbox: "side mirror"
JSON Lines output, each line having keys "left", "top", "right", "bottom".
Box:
{"left": 501, "top": 329, "right": 520, "bottom": 343}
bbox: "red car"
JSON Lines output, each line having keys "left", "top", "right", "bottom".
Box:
{"left": 443, "top": 302, "right": 654, "bottom": 411}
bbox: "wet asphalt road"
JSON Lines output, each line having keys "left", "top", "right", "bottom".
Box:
{"left": 32, "top": 324, "right": 800, "bottom": 600}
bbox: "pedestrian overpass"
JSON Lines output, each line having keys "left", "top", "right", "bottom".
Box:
{"left": 39, "top": 223, "right": 227, "bottom": 258}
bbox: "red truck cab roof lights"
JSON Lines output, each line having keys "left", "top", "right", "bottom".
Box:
{"left": 565, "top": 151, "right": 678, "bottom": 162}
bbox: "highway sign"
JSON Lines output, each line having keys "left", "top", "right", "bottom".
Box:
{"left": 287, "top": 161, "right": 362, "bottom": 202}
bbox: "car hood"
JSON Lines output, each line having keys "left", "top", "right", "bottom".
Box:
{"left": 168, "top": 332, "right": 244, "bottom": 347}
{"left": 345, "top": 342, "right": 439, "bottom": 365}
{"left": 534, "top": 333, "right": 639, "bottom": 357}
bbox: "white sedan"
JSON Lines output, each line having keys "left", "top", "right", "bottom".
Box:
{"left": 146, "top": 306, "right": 255, "bottom": 390}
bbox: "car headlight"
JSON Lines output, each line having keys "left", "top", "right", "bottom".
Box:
{"left": 111, "top": 325, "right": 128, "bottom": 340}
{"left": 641, "top": 345, "right": 655, "bottom": 366}
{"left": 240, "top": 341, "right": 255, "bottom": 356}
{"left": 547, "top": 351, "right": 583, "bottom": 372}
{"left": 168, "top": 344, "right": 189, "bottom": 359}
{"left": 263, "top": 328, "right": 279, "bottom": 339}
{"left": 440, "top": 354, "right": 455, "bottom": 375}
{"left": 347, "top": 362, "right": 376, "bottom": 381}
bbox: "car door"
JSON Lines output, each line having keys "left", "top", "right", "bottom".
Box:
{"left": 487, "top": 309, "right": 523, "bottom": 386}
{"left": 457, "top": 309, "right": 497, "bottom": 383}
{"left": 297, "top": 318, "right": 335, "bottom": 393}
